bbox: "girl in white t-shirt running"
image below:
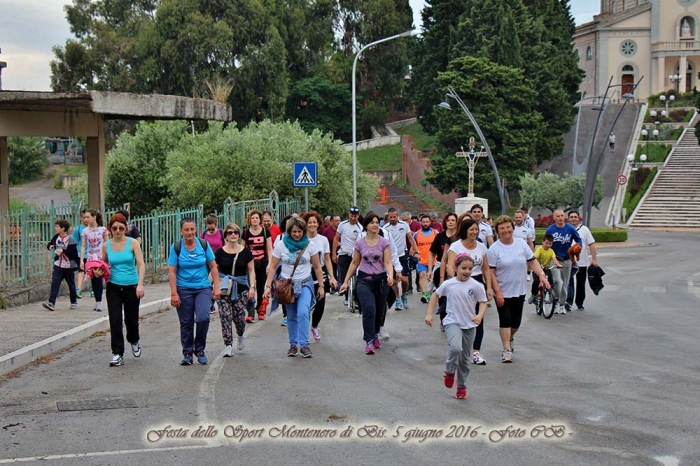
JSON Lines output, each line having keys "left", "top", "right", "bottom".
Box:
{"left": 446, "top": 219, "right": 492, "bottom": 365}
{"left": 425, "top": 254, "right": 487, "bottom": 400}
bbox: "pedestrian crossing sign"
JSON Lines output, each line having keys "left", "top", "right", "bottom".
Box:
{"left": 293, "top": 162, "right": 317, "bottom": 187}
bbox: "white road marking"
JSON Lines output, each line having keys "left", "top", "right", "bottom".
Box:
{"left": 0, "top": 445, "right": 221, "bottom": 464}
{"left": 653, "top": 456, "right": 680, "bottom": 466}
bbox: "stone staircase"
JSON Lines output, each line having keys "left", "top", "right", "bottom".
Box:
{"left": 629, "top": 125, "right": 700, "bottom": 227}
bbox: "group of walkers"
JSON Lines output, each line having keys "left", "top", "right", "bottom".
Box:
{"left": 42, "top": 202, "right": 600, "bottom": 401}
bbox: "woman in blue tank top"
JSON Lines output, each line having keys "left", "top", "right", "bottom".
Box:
{"left": 102, "top": 213, "right": 146, "bottom": 367}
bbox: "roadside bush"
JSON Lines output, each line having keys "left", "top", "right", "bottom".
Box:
{"left": 7, "top": 137, "right": 49, "bottom": 185}
{"left": 534, "top": 228, "right": 627, "bottom": 244}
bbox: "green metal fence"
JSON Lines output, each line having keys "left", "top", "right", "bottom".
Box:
{"left": 1, "top": 191, "right": 300, "bottom": 288}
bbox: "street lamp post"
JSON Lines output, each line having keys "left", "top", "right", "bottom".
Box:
{"left": 669, "top": 73, "right": 682, "bottom": 93}
{"left": 352, "top": 29, "right": 417, "bottom": 205}
{"left": 626, "top": 153, "right": 647, "bottom": 169}
{"left": 582, "top": 75, "right": 643, "bottom": 225}
{"left": 437, "top": 86, "right": 507, "bottom": 215}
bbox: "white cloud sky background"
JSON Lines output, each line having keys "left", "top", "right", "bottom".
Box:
{"left": 0, "top": 0, "right": 598, "bottom": 92}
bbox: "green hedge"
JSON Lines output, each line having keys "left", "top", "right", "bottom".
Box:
{"left": 534, "top": 228, "right": 627, "bottom": 244}
{"left": 623, "top": 167, "right": 657, "bottom": 217}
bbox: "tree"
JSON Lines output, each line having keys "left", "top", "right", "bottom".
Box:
{"left": 286, "top": 76, "right": 352, "bottom": 141}
{"left": 7, "top": 138, "right": 49, "bottom": 185}
{"left": 519, "top": 172, "right": 602, "bottom": 213}
{"left": 104, "top": 120, "right": 188, "bottom": 215}
{"left": 408, "top": 0, "right": 467, "bottom": 134}
{"left": 165, "top": 120, "right": 376, "bottom": 214}
{"left": 425, "top": 56, "right": 545, "bottom": 206}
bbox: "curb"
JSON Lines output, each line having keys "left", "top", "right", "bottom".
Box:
{"left": 0, "top": 297, "right": 170, "bottom": 377}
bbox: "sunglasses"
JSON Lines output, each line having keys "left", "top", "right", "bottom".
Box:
{"left": 225, "top": 230, "right": 240, "bottom": 236}
{"left": 111, "top": 226, "right": 126, "bottom": 232}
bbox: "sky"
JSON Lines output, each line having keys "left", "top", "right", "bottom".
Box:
{"left": 0, "top": 0, "right": 599, "bottom": 92}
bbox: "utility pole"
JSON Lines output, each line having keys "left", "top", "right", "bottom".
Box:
{"left": 0, "top": 48, "right": 7, "bottom": 91}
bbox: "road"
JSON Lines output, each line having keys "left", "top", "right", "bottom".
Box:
{"left": 1, "top": 230, "right": 699, "bottom": 465}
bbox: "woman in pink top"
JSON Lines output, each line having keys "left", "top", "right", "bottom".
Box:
{"left": 339, "top": 212, "right": 395, "bottom": 355}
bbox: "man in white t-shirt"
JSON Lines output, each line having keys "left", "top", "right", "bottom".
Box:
{"left": 332, "top": 206, "right": 363, "bottom": 306}
{"left": 384, "top": 207, "right": 419, "bottom": 310}
{"left": 469, "top": 204, "right": 494, "bottom": 247}
{"left": 565, "top": 210, "right": 598, "bottom": 311}
{"left": 513, "top": 211, "right": 535, "bottom": 252}
{"left": 520, "top": 206, "right": 535, "bottom": 235}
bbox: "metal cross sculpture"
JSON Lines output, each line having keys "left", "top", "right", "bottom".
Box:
{"left": 455, "top": 137, "right": 487, "bottom": 197}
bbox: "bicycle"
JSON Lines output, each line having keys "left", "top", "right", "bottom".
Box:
{"left": 347, "top": 274, "right": 357, "bottom": 313}
{"left": 533, "top": 267, "right": 557, "bottom": 319}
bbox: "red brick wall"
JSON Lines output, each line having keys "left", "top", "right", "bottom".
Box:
{"left": 402, "top": 136, "right": 460, "bottom": 208}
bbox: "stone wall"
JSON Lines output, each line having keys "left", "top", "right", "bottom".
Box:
{"left": 402, "top": 136, "right": 460, "bottom": 209}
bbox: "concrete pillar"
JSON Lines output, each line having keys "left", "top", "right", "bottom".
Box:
{"left": 0, "top": 136, "right": 8, "bottom": 214}
{"left": 679, "top": 56, "right": 688, "bottom": 92}
{"left": 86, "top": 116, "right": 105, "bottom": 210}
{"left": 657, "top": 56, "right": 666, "bottom": 93}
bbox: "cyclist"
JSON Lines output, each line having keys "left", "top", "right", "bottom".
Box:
{"left": 528, "top": 234, "right": 564, "bottom": 311}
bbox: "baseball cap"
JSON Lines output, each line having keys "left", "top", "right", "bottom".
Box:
{"left": 349, "top": 206, "right": 360, "bottom": 214}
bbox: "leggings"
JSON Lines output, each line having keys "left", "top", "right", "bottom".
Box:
{"left": 496, "top": 295, "right": 526, "bottom": 329}
{"left": 356, "top": 272, "right": 389, "bottom": 342}
{"left": 311, "top": 283, "right": 326, "bottom": 328}
{"left": 217, "top": 292, "right": 248, "bottom": 346}
{"left": 472, "top": 274, "right": 486, "bottom": 351}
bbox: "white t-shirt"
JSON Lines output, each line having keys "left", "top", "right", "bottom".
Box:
{"left": 309, "top": 234, "right": 330, "bottom": 258}
{"left": 447, "top": 240, "right": 488, "bottom": 277}
{"left": 272, "top": 240, "right": 318, "bottom": 281}
{"left": 574, "top": 224, "right": 595, "bottom": 267}
{"left": 478, "top": 221, "right": 493, "bottom": 245}
{"left": 436, "top": 277, "right": 487, "bottom": 330}
{"left": 336, "top": 220, "right": 363, "bottom": 256}
{"left": 384, "top": 220, "right": 411, "bottom": 255}
{"left": 487, "top": 238, "right": 535, "bottom": 298}
{"left": 513, "top": 224, "right": 534, "bottom": 243}
{"left": 524, "top": 215, "right": 535, "bottom": 233}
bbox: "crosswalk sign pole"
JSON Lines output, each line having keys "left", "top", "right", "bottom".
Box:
{"left": 305, "top": 187, "right": 309, "bottom": 212}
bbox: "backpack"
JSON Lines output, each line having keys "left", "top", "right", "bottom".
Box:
{"left": 173, "top": 237, "right": 210, "bottom": 265}
{"left": 200, "top": 228, "right": 225, "bottom": 244}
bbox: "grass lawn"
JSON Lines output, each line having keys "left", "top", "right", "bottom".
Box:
{"left": 355, "top": 143, "right": 402, "bottom": 171}
{"left": 396, "top": 123, "right": 437, "bottom": 152}
{"left": 635, "top": 144, "right": 671, "bottom": 163}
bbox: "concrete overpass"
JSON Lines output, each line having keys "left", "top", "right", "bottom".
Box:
{"left": 0, "top": 91, "right": 232, "bottom": 212}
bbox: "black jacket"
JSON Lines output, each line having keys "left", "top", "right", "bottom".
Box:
{"left": 47, "top": 234, "right": 80, "bottom": 270}
{"left": 587, "top": 265, "right": 605, "bottom": 295}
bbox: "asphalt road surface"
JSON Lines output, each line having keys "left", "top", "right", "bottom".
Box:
{"left": 1, "top": 230, "right": 698, "bottom": 466}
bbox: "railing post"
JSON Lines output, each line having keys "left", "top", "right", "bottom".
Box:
{"left": 152, "top": 213, "right": 159, "bottom": 275}
{"left": 20, "top": 207, "right": 28, "bottom": 286}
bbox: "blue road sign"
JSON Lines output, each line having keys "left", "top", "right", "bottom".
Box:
{"left": 293, "top": 162, "right": 317, "bottom": 187}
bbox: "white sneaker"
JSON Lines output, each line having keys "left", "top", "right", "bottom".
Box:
{"left": 224, "top": 345, "right": 233, "bottom": 357}
{"left": 472, "top": 351, "right": 486, "bottom": 365}
{"left": 237, "top": 335, "right": 245, "bottom": 351}
{"left": 501, "top": 350, "right": 513, "bottom": 363}
{"left": 131, "top": 341, "right": 141, "bottom": 358}
{"left": 378, "top": 328, "right": 390, "bottom": 340}
{"left": 109, "top": 354, "right": 124, "bottom": 367}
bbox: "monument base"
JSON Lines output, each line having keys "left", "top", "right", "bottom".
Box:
{"left": 455, "top": 197, "right": 489, "bottom": 218}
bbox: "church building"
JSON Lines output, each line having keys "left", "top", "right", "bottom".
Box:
{"left": 574, "top": 0, "right": 700, "bottom": 99}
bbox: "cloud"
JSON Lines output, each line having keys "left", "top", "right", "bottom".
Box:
{"left": 0, "top": 0, "right": 72, "bottom": 90}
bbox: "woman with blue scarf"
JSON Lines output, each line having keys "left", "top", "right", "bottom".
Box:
{"left": 263, "top": 217, "right": 325, "bottom": 358}
{"left": 215, "top": 223, "right": 255, "bottom": 357}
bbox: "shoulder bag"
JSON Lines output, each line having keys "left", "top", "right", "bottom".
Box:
{"left": 274, "top": 245, "right": 307, "bottom": 304}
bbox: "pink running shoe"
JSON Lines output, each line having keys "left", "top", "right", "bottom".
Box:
{"left": 365, "top": 341, "right": 375, "bottom": 355}
{"left": 311, "top": 327, "right": 321, "bottom": 341}
{"left": 372, "top": 336, "right": 381, "bottom": 349}
{"left": 456, "top": 386, "right": 468, "bottom": 399}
